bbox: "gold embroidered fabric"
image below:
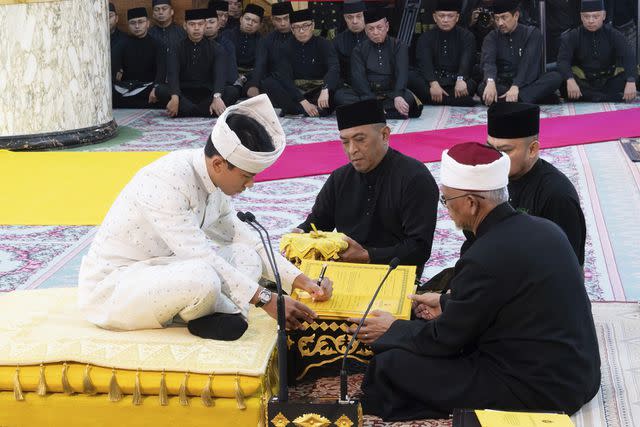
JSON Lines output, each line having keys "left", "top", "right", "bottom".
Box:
{"left": 0, "top": 288, "right": 276, "bottom": 376}
{"left": 279, "top": 231, "right": 348, "bottom": 267}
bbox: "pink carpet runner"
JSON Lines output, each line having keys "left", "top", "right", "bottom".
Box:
{"left": 257, "top": 107, "right": 640, "bottom": 182}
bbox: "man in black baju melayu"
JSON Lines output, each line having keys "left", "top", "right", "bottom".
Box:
{"left": 352, "top": 141, "right": 600, "bottom": 421}
{"left": 297, "top": 99, "right": 439, "bottom": 277}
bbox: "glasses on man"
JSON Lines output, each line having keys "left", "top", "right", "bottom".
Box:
{"left": 440, "top": 193, "right": 486, "bottom": 207}
{"left": 291, "top": 22, "right": 313, "bottom": 32}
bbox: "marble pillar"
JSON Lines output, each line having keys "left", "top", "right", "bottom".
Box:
{"left": 0, "top": 0, "right": 116, "bottom": 150}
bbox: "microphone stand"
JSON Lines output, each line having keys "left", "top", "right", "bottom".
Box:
{"left": 339, "top": 259, "right": 399, "bottom": 402}
{"left": 238, "top": 212, "right": 288, "bottom": 402}
{"left": 240, "top": 211, "right": 369, "bottom": 426}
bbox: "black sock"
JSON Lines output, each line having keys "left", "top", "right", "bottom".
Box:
{"left": 187, "top": 313, "right": 248, "bottom": 341}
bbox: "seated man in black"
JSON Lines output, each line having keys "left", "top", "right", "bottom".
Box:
{"left": 409, "top": 0, "right": 477, "bottom": 106}
{"left": 245, "top": 1, "right": 294, "bottom": 98}
{"left": 333, "top": 1, "right": 368, "bottom": 88}
{"left": 112, "top": 8, "right": 166, "bottom": 109}
{"left": 297, "top": 99, "right": 439, "bottom": 277}
{"left": 156, "top": 9, "right": 236, "bottom": 118}
{"left": 334, "top": 9, "right": 422, "bottom": 119}
{"left": 557, "top": 0, "right": 637, "bottom": 102}
{"left": 221, "top": 4, "right": 264, "bottom": 93}
{"left": 478, "top": 0, "right": 562, "bottom": 105}
{"left": 261, "top": 9, "right": 340, "bottom": 117}
{"left": 109, "top": 3, "right": 126, "bottom": 67}
{"left": 353, "top": 142, "right": 600, "bottom": 421}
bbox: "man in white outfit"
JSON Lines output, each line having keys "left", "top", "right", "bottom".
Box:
{"left": 79, "top": 94, "right": 332, "bottom": 340}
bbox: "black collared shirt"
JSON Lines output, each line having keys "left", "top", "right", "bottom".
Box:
{"left": 333, "top": 29, "right": 367, "bottom": 83}
{"left": 298, "top": 148, "right": 439, "bottom": 275}
{"left": 250, "top": 30, "right": 292, "bottom": 86}
{"left": 167, "top": 38, "right": 226, "bottom": 95}
{"left": 415, "top": 26, "right": 475, "bottom": 83}
{"left": 112, "top": 34, "right": 165, "bottom": 84}
{"left": 222, "top": 27, "right": 262, "bottom": 69}
{"left": 557, "top": 24, "right": 637, "bottom": 82}
{"left": 351, "top": 36, "right": 410, "bottom": 98}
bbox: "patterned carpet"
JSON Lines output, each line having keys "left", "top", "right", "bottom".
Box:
{"left": 1, "top": 102, "right": 640, "bottom": 426}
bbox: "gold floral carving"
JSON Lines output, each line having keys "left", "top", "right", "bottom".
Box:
{"left": 292, "top": 413, "right": 331, "bottom": 427}
{"left": 334, "top": 415, "right": 355, "bottom": 427}
{"left": 298, "top": 333, "right": 373, "bottom": 358}
{"left": 270, "top": 412, "right": 290, "bottom": 427}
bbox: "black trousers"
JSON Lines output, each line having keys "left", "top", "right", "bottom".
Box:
{"left": 156, "top": 84, "right": 240, "bottom": 117}
{"left": 334, "top": 86, "right": 423, "bottom": 118}
{"left": 261, "top": 77, "right": 333, "bottom": 116}
{"left": 477, "top": 71, "right": 562, "bottom": 105}
{"left": 112, "top": 85, "right": 163, "bottom": 109}
{"left": 560, "top": 73, "right": 629, "bottom": 102}
{"left": 407, "top": 71, "right": 478, "bottom": 107}
{"left": 361, "top": 349, "right": 524, "bottom": 421}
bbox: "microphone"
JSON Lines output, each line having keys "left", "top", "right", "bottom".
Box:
{"left": 236, "top": 210, "right": 288, "bottom": 402}
{"left": 339, "top": 257, "right": 400, "bottom": 403}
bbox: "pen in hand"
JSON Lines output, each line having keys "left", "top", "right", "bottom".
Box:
{"left": 316, "top": 263, "right": 328, "bottom": 289}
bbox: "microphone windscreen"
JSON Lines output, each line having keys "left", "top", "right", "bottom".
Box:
{"left": 245, "top": 212, "right": 256, "bottom": 222}
{"left": 389, "top": 257, "right": 401, "bottom": 269}
{"left": 236, "top": 211, "right": 247, "bottom": 222}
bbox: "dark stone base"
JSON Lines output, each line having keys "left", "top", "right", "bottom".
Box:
{"left": 0, "top": 120, "right": 118, "bottom": 151}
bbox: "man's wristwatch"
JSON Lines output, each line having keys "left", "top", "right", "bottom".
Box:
{"left": 456, "top": 76, "right": 464, "bottom": 81}
{"left": 487, "top": 78, "right": 495, "bottom": 83}
{"left": 254, "top": 288, "right": 272, "bottom": 308}
{"left": 213, "top": 92, "right": 222, "bottom": 99}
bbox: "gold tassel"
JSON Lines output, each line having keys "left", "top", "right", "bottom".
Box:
{"left": 109, "top": 368, "right": 123, "bottom": 402}
{"left": 83, "top": 364, "right": 97, "bottom": 395}
{"left": 37, "top": 363, "right": 47, "bottom": 396}
{"left": 235, "top": 373, "right": 246, "bottom": 410}
{"left": 61, "top": 362, "right": 74, "bottom": 395}
{"left": 159, "top": 370, "right": 168, "bottom": 406}
{"left": 132, "top": 369, "right": 143, "bottom": 406}
{"left": 201, "top": 374, "right": 214, "bottom": 407}
{"left": 13, "top": 367, "right": 25, "bottom": 401}
{"left": 178, "top": 372, "right": 189, "bottom": 406}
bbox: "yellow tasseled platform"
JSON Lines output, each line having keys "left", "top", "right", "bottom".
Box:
{"left": 0, "top": 288, "right": 279, "bottom": 426}
{"left": 279, "top": 230, "right": 348, "bottom": 266}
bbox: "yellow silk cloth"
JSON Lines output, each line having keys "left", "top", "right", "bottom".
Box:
{"left": 279, "top": 231, "right": 348, "bottom": 266}
{"left": 0, "top": 392, "right": 267, "bottom": 427}
{"left": 0, "top": 288, "right": 277, "bottom": 399}
{"left": 0, "top": 150, "right": 165, "bottom": 225}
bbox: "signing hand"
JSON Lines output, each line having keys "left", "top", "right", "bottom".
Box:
{"left": 339, "top": 236, "right": 370, "bottom": 263}
{"left": 347, "top": 310, "right": 396, "bottom": 345}
{"left": 409, "top": 292, "right": 442, "bottom": 320}
{"left": 429, "top": 81, "right": 449, "bottom": 104}
{"left": 499, "top": 85, "right": 519, "bottom": 102}
{"left": 293, "top": 273, "right": 333, "bottom": 302}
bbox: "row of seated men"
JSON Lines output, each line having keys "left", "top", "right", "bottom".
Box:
{"left": 78, "top": 94, "right": 599, "bottom": 421}
{"left": 109, "top": 0, "right": 638, "bottom": 119}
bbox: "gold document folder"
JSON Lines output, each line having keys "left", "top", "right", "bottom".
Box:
{"left": 293, "top": 260, "right": 417, "bottom": 320}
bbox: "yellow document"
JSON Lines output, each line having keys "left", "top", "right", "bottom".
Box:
{"left": 475, "top": 410, "right": 574, "bottom": 427}
{"left": 293, "top": 260, "right": 417, "bottom": 320}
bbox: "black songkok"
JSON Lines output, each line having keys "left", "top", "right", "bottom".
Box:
{"left": 185, "top": 8, "right": 210, "bottom": 21}
{"left": 109, "top": 3, "right": 116, "bottom": 13}
{"left": 487, "top": 102, "right": 540, "bottom": 139}
{"left": 336, "top": 99, "right": 386, "bottom": 130}
{"left": 210, "top": 1, "right": 229, "bottom": 12}
{"left": 343, "top": 1, "right": 366, "bottom": 14}
{"left": 492, "top": 0, "right": 520, "bottom": 14}
{"left": 581, "top": 0, "right": 605, "bottom": 11}
{"left": 244, "top": 4, "right": 265, "bottom": 18}
{"left": 435, "top": 0, "right": 463, "bottom": 12}
{"left": 152, "top": 0, "right": 171, "bottom": 6}
{"left": 364, "top": 9, "right": 386, "bottom": 24}
{"left": 127, "top": 7, "right": 148, "bottom": 20}
{"left": 271, "top": 2, "right": 293, "bottom": 16}
{"left": 290, "top": 9, "right": 313, "bottom": 23}
{"left": 204, "top": 7, "right": 217, "bottom": 19}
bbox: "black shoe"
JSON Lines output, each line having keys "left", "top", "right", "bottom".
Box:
{"left": 187, "top": 313, "right": 248, "bottom": 341}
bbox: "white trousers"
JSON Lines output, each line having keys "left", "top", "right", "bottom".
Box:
{"left": 78, "top": 243, "right": 262, "bottom": 331}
